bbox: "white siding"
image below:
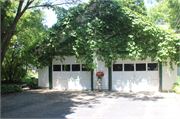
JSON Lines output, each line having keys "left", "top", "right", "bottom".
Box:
{"left": 38, "top": 66, "right": 49, "bottom": 87}
{"left": 93, "top": 58, "right": 108, "bottom": 90}
{"left": 162, "top": 61, "right": 177, "bottom": 91}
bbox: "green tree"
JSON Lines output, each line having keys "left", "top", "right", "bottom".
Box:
{"left": 148, "top": 0, "right": 180, "bottom": 30}
{"left": 115, "top": 0, "right": 147, "bottom": 15}
{"left": 1, "top": 0, "right": 81, "bottom": 65}
{"left": 2, "top": 42, "right": 27, "bottom": 82}
{"left": 1, "top": 9, "right": 46, "bottom": 82}
{"left": 34, "top": 0, "right": 179, "bottom": 69}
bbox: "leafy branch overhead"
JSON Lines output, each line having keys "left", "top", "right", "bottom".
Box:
{"left": 148, "top": 0, "right": 180, "bottom": 30}
{"left": 34, "top": 0, "right": 179, "bottom": 70}
{"left": 1, "top": 0, "right": 81, "bottom": 82}
{"left": 1, "top": 0, "right": 81, "bottom": 65}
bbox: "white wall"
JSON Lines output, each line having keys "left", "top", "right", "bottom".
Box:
{"left": 38, "top": 66, "right": 49, "bottom": 87}
{"left": 162, "top": 62, "right": 178, "bottom": 91}
{"left": 93, "top": 57, "right": 108, "bottom": 90}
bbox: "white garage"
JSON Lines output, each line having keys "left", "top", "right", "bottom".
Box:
{"left": 38, "top": 56, "right": 177, "bottom": 92}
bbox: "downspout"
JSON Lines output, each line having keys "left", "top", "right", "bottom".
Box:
{"left": 91, "top": 69, "right": 94, "bottom": 91}
{"left": 159, "top": 62, "right": 163, "bottom": 91}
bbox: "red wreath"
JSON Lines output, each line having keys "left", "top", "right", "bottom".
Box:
{"left": 96, "top": 71, "right": 105, "bottom": 76}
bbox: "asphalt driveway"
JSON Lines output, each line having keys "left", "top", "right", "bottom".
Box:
{"left": 1, "top": 89, "right": 180, "bottom": 119}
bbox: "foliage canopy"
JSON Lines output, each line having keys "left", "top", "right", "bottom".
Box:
{"left": 1, "top": 0, "right": 81, "bottom": 65}
{"left": 33, "top": 0, "right": 179, "bottom": 69}
{"left": 148, "top": 0, "right": 180, "bottom": 30}
{"left": 114, "top": 0, "right": 147, "bottom": 15}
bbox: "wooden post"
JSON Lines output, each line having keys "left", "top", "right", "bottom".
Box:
{"left": 91, "top": 69, "right": 94, "bottom": 91}
{"left": 159, "top": 62, "right": 163, "bottom": 91}
{"left": 49, "top": 61, "right": 52, "bottom": 89}
{"left": 108, "top": 66, "right": 112, "bottom": 91}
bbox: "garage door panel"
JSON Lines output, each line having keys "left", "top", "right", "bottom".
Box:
{"left": 131, "top": 82, "right": 154, "bottom": 91}
{"left": 112, "top": 80, "right": 130, "bottom": 90}
{"left": 147, "top": 79, "right": 159, "bottom": 86}
{"left": 53, "top": 80, "right": 68, "bottom": 89}
{"left": 53, "top": 72, "right": 62, "bottom": 80}
{"left": 71, "top": 72, "right": 81, "bottom": 80}
{"left": 61, "top": 72, "right": 71, "bottom": 80}
{"left": 124, "top": 72, "right": 134, "bottom": 80}
{"left": 147, "top": 71, "right": 159, "bottom": 79}
{"left": 67, "top": 79, "right": 82, "bottom": 89}
{"left": 70, "top": 72, "right": 91, "bottom": 89}
{"left": 135, "top": 72, "right": 147, "bottom": 81}
{"left": 112, "top": 72, "right": 123, "bottom": 80}
{"left": 53, "top": 72, "right": 63, "bottom": 88}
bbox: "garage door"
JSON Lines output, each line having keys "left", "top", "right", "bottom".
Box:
{"left": 112, "top": 59, "right": 159, "bottom": 91}
{"left": 52, "top": 56, "right": 91, "bottom": 90}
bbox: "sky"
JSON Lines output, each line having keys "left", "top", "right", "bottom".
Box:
{"left": 42, "top": 0, "right": 157, "bottom": 28}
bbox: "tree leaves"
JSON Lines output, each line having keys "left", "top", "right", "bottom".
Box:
{"left": 148, "top": 0, "right": 180, "bottom": 29}
{"left": 35, "top": 0, "right": 179, "bottom": 70}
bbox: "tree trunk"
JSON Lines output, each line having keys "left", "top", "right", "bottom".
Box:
{"left": 1, "top": 0, "right": 78, "bottom": 65}
{"left": 1, "top": 34, "right": 13, "bottom": 64}
{"left": 1, "top": 0, "right": 33, "bottom": 65}
{"left": 1, "top": 1, "right": 9, "bottom": 43}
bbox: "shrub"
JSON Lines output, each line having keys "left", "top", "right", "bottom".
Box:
{"left": 21, "top": 75, "right": 38, "bottom": 83}
{"left": 172, "top": 76, "right": 180, "bottom": 94}
{"left": 26, "top": 81, "right": 40, "bottom": 89}
{"left": 1, "top": 84, "right": 22, "bottom": 94}
{"left": 1, "top": 63, "right": 27, "bottom": 82}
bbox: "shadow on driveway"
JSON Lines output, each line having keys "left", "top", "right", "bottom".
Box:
{"left": 1, "top": 90, "right": 165, "bottom": 118}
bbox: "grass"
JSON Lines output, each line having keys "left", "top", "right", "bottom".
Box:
{"left": 172, "top": 76, "right": 180, "bottom": 94}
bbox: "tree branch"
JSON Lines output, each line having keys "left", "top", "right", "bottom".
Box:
{"left": 1, "top": 1, "right": 10, "bottom": 44}
{"left": 1, "top": 1, "right": 24, "bottom": 43}
{"left": 27, "top": 0, "right": 80, "bottom": 9}
{"left": 21, "top": 0, "right": 34, "bottom": 17}
{"left": 1, "top": 31, "right": 15, "bottom": 64}
{"left": 17, "top": 0, "right": 24, "bottom": 15}
{"left": 1, "top": 0, "right": 34, "bottom": 64}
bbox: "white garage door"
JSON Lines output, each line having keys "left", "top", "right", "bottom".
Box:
{"left": 112, "top": 58, "right": 159, "bottom": 91}
{"left": 52, "top": 56, "right": 91, "bottom": 90}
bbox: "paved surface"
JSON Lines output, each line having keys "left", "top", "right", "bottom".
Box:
{"left": 1, "top": 89, "right": 180, "bottom": 119}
